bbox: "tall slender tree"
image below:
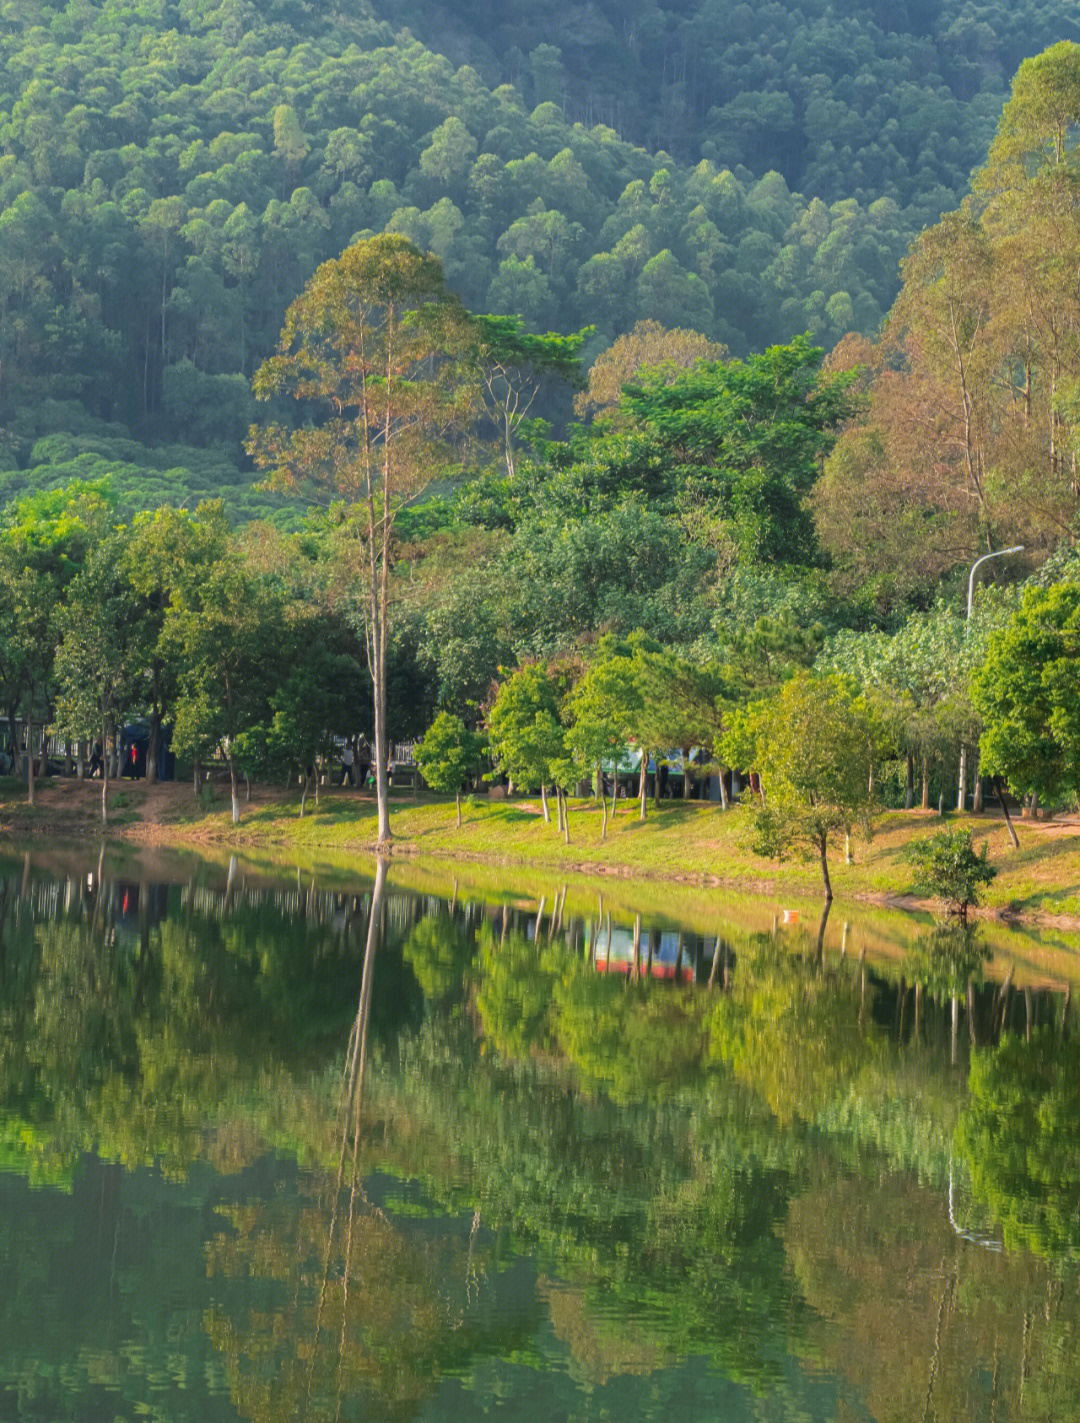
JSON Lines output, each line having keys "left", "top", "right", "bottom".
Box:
{"left": 249, "top": 235, "right": 473, "bottom": 845}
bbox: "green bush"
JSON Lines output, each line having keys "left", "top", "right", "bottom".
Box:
{"left": 906, "top": 828, "right": 997, "bottom": 923}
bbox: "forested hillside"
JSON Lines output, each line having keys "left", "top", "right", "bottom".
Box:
{"left": 0, "top": 0, "right": 1067, "bottom": 518}
{"left": 385, "top": 0, "right": 1067, "bottom": 208}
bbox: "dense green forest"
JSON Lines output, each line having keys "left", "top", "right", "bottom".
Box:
{"left": 0, "top": 0, "right": 1069, "bottom": 522}
{"left": 3, "top": 14, "right": 1080, "bottom": 844}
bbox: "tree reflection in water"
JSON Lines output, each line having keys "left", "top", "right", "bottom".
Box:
{"left": 0, "top": 852, "right": 1080, "bottom": 1419}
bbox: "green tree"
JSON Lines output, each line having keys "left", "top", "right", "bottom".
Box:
{"left": 485, "top": 663, "right": 566, "bottom": 823}
{"left": 415, "top": 711, "right": 486, "bottom": 827}
{"left": 905, "top": 828, "right": 997, "bottom": 923}
{"left": 728, "top": 673, "right": 875, "bottom": 898}
{"left": 162, "top": 547, "right": 283, "bottom": 823}
{"left": 53, "top": 531, "right": 142, "bottom": 825}
{"left": 974, "top": 582, "right": 1080, "bottom": 810}
{"left": 565, "top": 644, "right": 641, "bottom": 835}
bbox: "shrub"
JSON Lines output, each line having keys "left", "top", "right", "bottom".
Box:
{"left": 906, "top": 828, "right": 996, "bottom": 923}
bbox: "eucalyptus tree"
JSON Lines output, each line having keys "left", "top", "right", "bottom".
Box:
{"left": 249, "top": 235, "right": 475, "bottom": 846}
{"left": 469, "top": 313, "right": 588, "bottom": 479}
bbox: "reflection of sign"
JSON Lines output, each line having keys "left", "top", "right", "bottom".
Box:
{"left": 594, "top": 928, "right": 694, "bottom": 981}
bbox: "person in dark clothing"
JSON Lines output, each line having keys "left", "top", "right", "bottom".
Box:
{"left": 89, "top": 741, "right": 103, "bottom": 778}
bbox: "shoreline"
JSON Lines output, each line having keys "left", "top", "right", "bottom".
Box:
{"left": 2, "top": 777, "right": 1080, "bottom": 932}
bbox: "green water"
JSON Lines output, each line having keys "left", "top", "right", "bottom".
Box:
{"left": 1, "top": 845, "right": 1079, "bottom": 1422}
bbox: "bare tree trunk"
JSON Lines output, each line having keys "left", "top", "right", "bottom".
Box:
{"left": 819, "top": 835, "right": 832, "bottom": 901}
{"left": 905, "top": 752, "right": 914, "bottom": 809}
{"left": 922, "top": 756, "right": 930, "bottom": 810}
{"left": 993, "top": 777, "right": 1020, "bottom": 849}
{"left": 599, "top": 761, "right": 608, "bottom": 840}
{"left": 372, "top": 656, "right": 392, "bottom": 846}
{"left": 540, "top": 782, "right": 549, "bottom": 823}
{"left": 229, "top": 758, "right": 240, "bottom": 824}
{"left": 639, "top": 751, "right": 648, "bottom": 821}
{"left": 300, "top": 770, "right": 310, "bottom": 817}
{"left": 101, "top": 717, "right": 109, "bottom": 826}
{"left": 26, "top": 714, "right": 34, "bottom": 806}
{"left": 455, "top": 789, "right": 462, "bottom": 829}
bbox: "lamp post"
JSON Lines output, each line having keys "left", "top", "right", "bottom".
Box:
{"left": 957, "top": 544, "right": 1024, "bottom": 811}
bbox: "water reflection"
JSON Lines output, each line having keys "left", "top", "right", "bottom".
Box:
{"left": 0, "top": 847, "right": 1079, "bottom": 1420}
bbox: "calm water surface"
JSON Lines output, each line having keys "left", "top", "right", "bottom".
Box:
{"left": 1, "top": 844, "right": 1079, "bottom": 1422}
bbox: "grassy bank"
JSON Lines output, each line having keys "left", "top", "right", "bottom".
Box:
{"left": 3, "top": 775, "right": 1080, "bottom": 923}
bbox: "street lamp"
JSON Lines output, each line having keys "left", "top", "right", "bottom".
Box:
{"left": 957, "top": 544, "right": 1024, "bottom": 811}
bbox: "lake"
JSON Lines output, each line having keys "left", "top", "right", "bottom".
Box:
{"left": 1, "top": 842, "right": 1078, "bottom": 1422}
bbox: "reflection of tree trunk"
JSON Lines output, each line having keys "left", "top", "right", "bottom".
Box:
{"left": 1025, "top": 986, "right": 1033, "bottom": 1042}
{"left": 632, "top": 913, "right": 641, "bottom": 979}
{"left": 815, "top": 899, "right": 831, "bottom": 963}
{"left": 921, "top": 1266, "right": 955, "bottom": 1422}
{"left": 951, "top": 995, "right": 959, "bottom": 1066}
{"left": 967, "top": 977, "right": 978, "bottom": 1045}
{"left": 310, "top": 856, "right": 385, "bottom": 1403}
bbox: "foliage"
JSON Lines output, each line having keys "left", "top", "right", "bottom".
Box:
{"left": 0, "top": 0, "right": 1055, "bottom": 507}
{"left": 905, "top": 828, "right": 997, "bottom": 922}
{"left": 958, "top": 1027, "right": 1080, "bottom": 1258}
{"left": 485, "top": 663, "right": 566, "bottom": 793}
{"left": 974, "top": 582, "right": 1080, "bottom": 806}
{"left": 415, "top": 712, "right": 486, "bottom": 824}
{"left": 728, "top": 673, "right": 875, "bottom": 896}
